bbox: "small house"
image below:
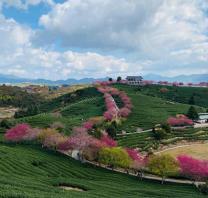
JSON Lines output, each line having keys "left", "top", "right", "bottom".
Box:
{"left": 126, "top": 76, "right": 143, "bottom": 85}
{"left": 197, "top": 113, "right": 208, "bottom": 123}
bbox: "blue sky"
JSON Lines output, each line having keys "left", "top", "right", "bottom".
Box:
{"left": 0, "top": 0, "right": 207, "bottom": 80}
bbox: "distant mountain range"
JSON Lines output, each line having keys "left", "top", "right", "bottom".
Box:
{"left": 0, "top": 74, "right": 108, "bottom": 85}
{"left": 143, "top": 74, "right": 208, "bottom": 83}
{"left": 0, "top": 73, "right": 207, "bottom": 85}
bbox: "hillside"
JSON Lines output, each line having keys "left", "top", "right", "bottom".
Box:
{"left": 0, "top": 141, "right": 204, "bottom": 198}
{"left": 137, "top": 84, "right": 208, "bottom": 108}
{"left": 14, "top": 87, "right": 104, "bottom": 135}
{"left": 15, "top": 84, "right": 207, "bottom": 135}
{"left": 0, "top": 85, "right": 44, "bottom": 108}
{"left": 113, "top": 84, "right": 206, "bottom": 132}
{"left": 1, "top": 83, "right": 208, "bottom": 197}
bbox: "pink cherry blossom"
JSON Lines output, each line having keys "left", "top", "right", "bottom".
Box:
{"left": 177, "top": 155, "right": 208, "bottom": 181}
{"left": 5, "top": 123, "right": 32, "bottom": 142}
{"left": 100, "top": 134, "right": 117, "bottom": 147}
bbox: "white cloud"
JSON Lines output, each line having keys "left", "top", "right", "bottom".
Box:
{"left": 38, "top": 0, "right": 208, "bottom": 52}
{"left": 36, "top": 0, "right": 208, "bottom": 76}
{"left": 0, "top": 13, "right": 139, "bottom": 80}
{"left": 0, "top": 47, "right": 138, "bottom": 80}
{"left": 0, "top": 0, "right": 208, "bottom": 79}
{"left": 0, "top": 0, "right": 54, "bottom": 10}
{"left": 0, "top": 15, "right": 32, "bottom": 53}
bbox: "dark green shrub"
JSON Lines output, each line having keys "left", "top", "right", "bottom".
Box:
{"left": 198, "top": 182, "right": 208, "bottom": 195}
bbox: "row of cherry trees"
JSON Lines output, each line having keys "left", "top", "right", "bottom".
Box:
{"left": 5, "top": 123, "right": 208, "bottom": 182}
{"left": 96, "top": 82, "right": 132, "bottom": 121}
{"left": 4, "top": 123, "right": 147, "bottom": 173}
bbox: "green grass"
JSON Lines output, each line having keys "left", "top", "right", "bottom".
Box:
{"left": 0, "top": 142, "right": 204, "bottom": 198}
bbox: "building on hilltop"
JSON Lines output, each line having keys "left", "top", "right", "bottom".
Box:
{"left": 126, "top": 76, "right": 143, "bottom": 85}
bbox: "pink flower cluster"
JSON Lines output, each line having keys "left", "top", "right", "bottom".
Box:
{"left": 177, "top": 155, "right": 208, "bottom": 181}
{"left": 125, "top": 148, "right": 147, "bottom": 170}
{"left": 97, "top": 83, "right": 132, "bottom": 121}
{"left": 100, "top": 134, "right": 117, "bottom": 147}
{"left": 118, "top": 91, "right": 132, "bottom": 118}
{"left": 58, "top": 132, "right": 116, "bottom": 151}
{"left": 103, "top": 93, "right": 119, "bottom": 121}
{"left": 4, "top": 124, "right": 39, "bottom": 142}
{"left": 167, "top": 115, "right": 193, "bottom": 127}
{"left": 82, "top": 121, "right": 94, "bottom": 130}
{"left": 126, "top": 148, "right": 143, "bottom": 161}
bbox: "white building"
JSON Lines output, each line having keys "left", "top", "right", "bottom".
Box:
{"left": 126, "top": 76, "right": 143, "bottom": 85}
{"left": 197, "top": 113, "right": 208, "bottom": 123}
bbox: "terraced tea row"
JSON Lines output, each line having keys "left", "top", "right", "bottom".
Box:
{"left": 0, "top": 143, "right": 204, "bottom": 198}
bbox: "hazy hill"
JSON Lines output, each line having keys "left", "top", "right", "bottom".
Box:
{"left": 143, "top": 73, "right": 208, "bottom": 83}
{"left": 0, "top": 73, "right": 207, "bottom": 85}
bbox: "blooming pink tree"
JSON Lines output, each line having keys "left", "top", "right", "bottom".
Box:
{"left": 22, "top": 128, "right": 41, "bottom": 141}
{"left": 4, "top": 123, "right": 32, "bottom": 142}
{"left": 119, "top": 107, "right": 131, "bottom": 118}
{"left": 167, "top": 115, "right": 193, "bottom": 127}
{"left": 126, "top": 148, "right": 143, "bottom": 161}
{"left": 100, "top": 134, "right": 117, "bottom": 147}
{"left": 126, "top": 148, "right": 146, "bottom": 178}
{"left": 177, "top": 155, "right": 208, "bottom": 181}
{"left": 58, "top": 133, "right": 92, "bottom": 151}
{"left": 82, "top": 121, "right": 94, "bottom": 130}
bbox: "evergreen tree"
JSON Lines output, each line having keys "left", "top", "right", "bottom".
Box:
{"left": 187, "top": 106, "right": 199, "bottom": 120}
{"left": 188, "top": 95, "right": 195, "bottom": 105}
{"left": 117, "top": 76, "right": 122, "bottom": 82}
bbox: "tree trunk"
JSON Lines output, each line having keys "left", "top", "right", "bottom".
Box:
{"left": 139, "top": 171, "right": 143, "bottom": 180}
{"left": 161, "top": 176, "right": 165, "bottom": 184}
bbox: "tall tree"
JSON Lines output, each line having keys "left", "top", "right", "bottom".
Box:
{"left": 117, "top": 76, "right": 122, "bottom": 82}
{"left": 148, "top": 154, "right": 179, "bottom": 184}
{"left": 187, "top": 106, "right": 199, "bottom": 120}
{"left": 108, "top": 78, "right": 113, "bottom": 82}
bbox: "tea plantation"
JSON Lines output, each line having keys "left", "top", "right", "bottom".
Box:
{"left": 113, "top": 84, "right": 206, "bottom": 132}
{"left": 1, "top": 84, "right": 208, "bottom": 197}
{"left": 0, "top": 141, "right": 204, "bottom": 198}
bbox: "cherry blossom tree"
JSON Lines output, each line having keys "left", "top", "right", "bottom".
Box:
{"left": 126, "top": 148, "right": 146, "bottom": 178}
{"left": 177, "top": 155, "right": 208, "bottom": 181}
{"left": 167, "top": 115, "right": 193, "bottom": 127}
{"left": 22, "top": 128, "right": 41, "bottom": 141}
{"left": 4, "top": 123, "right": 32, "bottom": 142}
{"left": 82, "top": 121, "right": 94, "bottom": 130}
{"left": 126, "top": 148, "right": 143, "bottom": 161}
{"left": 119, "top": 107, "right": 131, "bottom": 118}
{"left": 58, "top": 133, "right": 92, "bottom": 151}
{"left": 100, "top": 134, "right": 117, "bottom": 147}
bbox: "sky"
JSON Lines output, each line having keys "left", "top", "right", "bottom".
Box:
{"left": 0, "top": 0, "right": 207, "bottom": 80}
